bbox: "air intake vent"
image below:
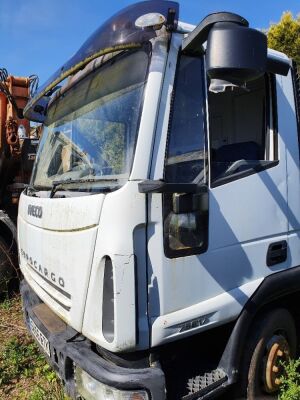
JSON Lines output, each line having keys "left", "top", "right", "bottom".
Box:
{"left": 102, "top": 256, "right": 115, "bottom": 343}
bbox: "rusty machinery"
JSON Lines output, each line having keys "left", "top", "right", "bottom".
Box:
{"left": 0, "top": 68, "right": 39, "bottom": 218}
{"left": 0, "top": 69, "right": 40, "bottom": 292}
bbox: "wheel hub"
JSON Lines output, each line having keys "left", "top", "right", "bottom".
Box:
{"left": 263, "top": 335, "right": 290, "bottom": 393}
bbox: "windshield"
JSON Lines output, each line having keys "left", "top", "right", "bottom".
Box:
{"left": 31, "top": 48, "right": 149, "bottom": 193}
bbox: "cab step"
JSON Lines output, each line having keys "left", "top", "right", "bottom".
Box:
{"left": 183, "top": 368, "right": 228, "bottom": 399}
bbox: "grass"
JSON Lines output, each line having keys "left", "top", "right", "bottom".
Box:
{"left": 0, "top": 295, "right": 69, "bottom": 400}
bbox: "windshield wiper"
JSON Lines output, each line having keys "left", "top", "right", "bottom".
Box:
{"left": 26, "top": 184, "right": 52, "bottom": 197}
{"left": 49, "top": 177, "right": 119, "bottom": 198}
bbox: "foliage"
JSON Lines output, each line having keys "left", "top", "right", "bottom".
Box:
{"left": 267, "top": 12, "right": 300, "bottom": 69}
{"left": 0, "top": 335, "right": 69, "bottom": 399}
{"left": 278, "top": 358, "right": 300, "bottom": 400}
{"left": 0, "top": 337, "right": 48, "bottom": 385}
{"left": 0, "top": 297, "right": 13, "bottom": 310}
{"left": 28, "top": 384, "right": 68, "bottom": 400}
{"left": 77, "top": 118, "right": 126, "bottom": 174}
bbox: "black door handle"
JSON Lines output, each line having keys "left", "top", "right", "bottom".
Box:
{"left": 266, "top": 240, "right": 288, "bottom": 267}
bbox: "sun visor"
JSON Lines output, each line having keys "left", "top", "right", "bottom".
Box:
{"left": 24, "top": 0, "right": 179, "bottom": 120}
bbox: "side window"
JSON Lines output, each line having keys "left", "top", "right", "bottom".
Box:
{"left": 163, "top": 55, "right": 208, "bottom": 258}
{"left": 208, "top": 75, "right": 278, "bottom": 186}
{"left": 165, "top": 56, "right": 207, "bottom": 184}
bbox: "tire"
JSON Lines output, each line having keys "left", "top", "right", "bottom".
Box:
{"left": 0, "top": 237, "right": 18, "bottom": 296}
{"left": 235, "top": 308, "right": 297, "bottom": 400}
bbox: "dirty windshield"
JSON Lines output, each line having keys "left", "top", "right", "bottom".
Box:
{"left": 31, "top": 48, "right": 149, "bottom": 192}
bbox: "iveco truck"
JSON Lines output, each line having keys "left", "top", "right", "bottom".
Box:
{"left": 18, "top": 1, "right": 300, "bottom": 399}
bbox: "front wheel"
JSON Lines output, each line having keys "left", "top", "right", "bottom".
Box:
{"left": 236, "top": 308, "right": 297, "bottom": 400}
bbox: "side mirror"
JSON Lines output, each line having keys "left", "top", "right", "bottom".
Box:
{"left": 182, "top": 12, "right": 290, "bottom": 88}
{"left": 24, "top": 95, "right": 49, "bottom": 123}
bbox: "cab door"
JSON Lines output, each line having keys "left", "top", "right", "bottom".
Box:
{"left": 147, "top": 51, "right": 288, "bottom": 347}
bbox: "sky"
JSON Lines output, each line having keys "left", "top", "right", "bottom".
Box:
{"left": 0, "top": 0, "right": 299, "bottom": 85}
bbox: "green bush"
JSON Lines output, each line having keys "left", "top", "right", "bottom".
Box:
{"left": 278, "top": 358, "right": 300, "bottom": 400}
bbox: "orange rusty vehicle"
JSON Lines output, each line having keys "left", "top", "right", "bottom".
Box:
{"left": 0, "top": 68, "right": 39, "bottom": 293}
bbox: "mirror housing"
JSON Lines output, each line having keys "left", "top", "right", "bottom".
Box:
{"left": 206, "top": 22, "right": 267, "bottom": 85}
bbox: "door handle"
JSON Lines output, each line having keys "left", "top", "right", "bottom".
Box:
{"left": 266, "top": 240, "right": 287, "bottom": 267}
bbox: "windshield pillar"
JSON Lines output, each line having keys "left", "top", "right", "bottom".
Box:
{"left": 130, "top": 36, "right": 170, "bottom": 180}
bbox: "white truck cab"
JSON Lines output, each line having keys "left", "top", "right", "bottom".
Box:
{"left": 19, "top": 1, "right": 300, "bottom": 399}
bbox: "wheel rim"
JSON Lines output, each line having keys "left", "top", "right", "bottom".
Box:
{"left": 263, "top": 334, "right": 290, "bottom": 393}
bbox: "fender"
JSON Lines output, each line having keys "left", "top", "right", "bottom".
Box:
{"left": 219, "top": 265, "right": 300, "bottom": 384}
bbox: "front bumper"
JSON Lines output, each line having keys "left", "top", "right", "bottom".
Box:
{"left": 21, "top": 280, "right": 165, "bottom": 399}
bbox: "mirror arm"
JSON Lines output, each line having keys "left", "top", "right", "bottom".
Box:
{"left": 267, "top": 57, "right": 290, "bottom": 77}
{"left": 182, "top": 12, "right": 248, "bottom": 54}
{"left": 138, "top": 180, "right": 206, "bottom": 194}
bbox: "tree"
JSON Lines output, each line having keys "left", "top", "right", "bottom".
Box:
{"left": 267, "top": 12, "right": 300, "bottom": 71}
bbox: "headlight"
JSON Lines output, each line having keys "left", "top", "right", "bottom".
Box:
{"left": 76, "top": 367, "right": 149, "bottom": 400}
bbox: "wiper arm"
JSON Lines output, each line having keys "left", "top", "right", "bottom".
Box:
{"left": 49, "top": 177, "right": 118, "bottom": 198}
{"left": 26, "top": 184, "right": 52, "bottom": 196}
